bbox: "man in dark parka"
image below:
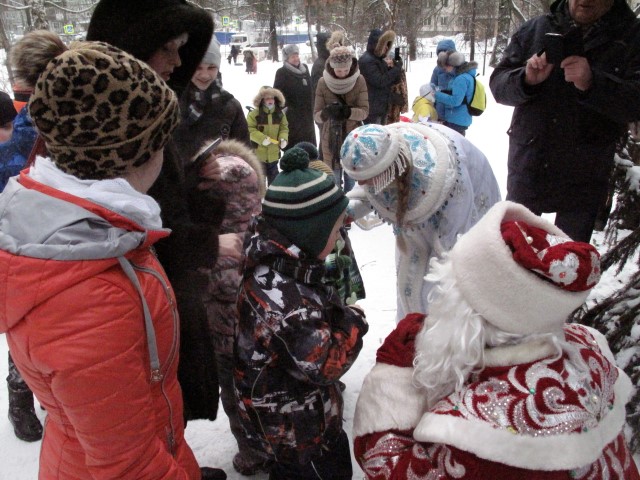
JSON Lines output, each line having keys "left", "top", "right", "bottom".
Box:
{"left": 490, "top": 0, "right": 640, "bottom": 242}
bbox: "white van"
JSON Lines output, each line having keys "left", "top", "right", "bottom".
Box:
{"left": 230, "top": 33, "right": 254, "bottom": 54}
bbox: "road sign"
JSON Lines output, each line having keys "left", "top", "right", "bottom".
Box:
{"left": 63, "top": 24, "right": 74, "bottom": 35}
{"left": 222, "top": 16, "right": 229, "bottom": 26}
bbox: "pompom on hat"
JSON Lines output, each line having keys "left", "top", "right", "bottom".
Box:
{"left": 449, "top": 201, "right": 601, "bottom": 336}
{"left": 262, "top": 147, "right": 348, "bottom": 257}
{"left": 24, "top": 37, "right": 179, "bottom": 180}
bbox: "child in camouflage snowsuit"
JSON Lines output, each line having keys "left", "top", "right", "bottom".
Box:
{"left": 234, "top": 147, "right": 368, "bottom": 480}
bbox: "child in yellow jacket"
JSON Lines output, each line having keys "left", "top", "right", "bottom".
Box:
{"left": 411, "top": 83, "right": 438, "bottom": 124}
{"left": 247, "top": 86, "right": 289, "bottom": 185}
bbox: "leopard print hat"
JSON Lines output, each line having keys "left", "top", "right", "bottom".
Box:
{"left": 27, "top": 39, "right": 179, "bottom": 180}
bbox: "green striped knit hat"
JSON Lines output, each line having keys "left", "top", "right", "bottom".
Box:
{"left": 263, "top": 147, "right": 348, "bottom": 258}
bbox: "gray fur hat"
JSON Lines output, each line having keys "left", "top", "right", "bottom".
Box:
{"left": 282, "top": 44, "right": 299, "bottom": 61}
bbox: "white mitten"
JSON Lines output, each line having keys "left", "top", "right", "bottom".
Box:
{"left": 280, "top": 139, "right": 288, "bottom": 149}
{"left": 262, "top": 137, "right": 272, "bottom": 146}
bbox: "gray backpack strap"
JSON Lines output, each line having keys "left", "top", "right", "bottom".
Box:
{"left": 117, "top": 256, "right": 163, "bottom": 383}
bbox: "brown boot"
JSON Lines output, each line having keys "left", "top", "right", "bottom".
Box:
{"left": 8, "top": 387, "right": 43, "bottom": 442}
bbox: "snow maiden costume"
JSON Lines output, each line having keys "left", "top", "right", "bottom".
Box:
{"left": 353, "top": 201, "right": 639, "bottom": 480}
{"left": 340, "top": 122, "right": 501, "bottom": 320}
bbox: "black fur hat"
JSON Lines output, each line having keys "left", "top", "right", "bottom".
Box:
{"left": 87, "top": 0, "right": 213, "bottom": 94}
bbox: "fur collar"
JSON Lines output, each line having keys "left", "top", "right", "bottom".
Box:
{"left": 374, "top": 30, "right": 396, "bottom": 57}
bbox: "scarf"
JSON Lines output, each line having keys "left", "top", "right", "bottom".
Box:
{"left": 184, "top": 78, "right": 224, "bottom": 126}
{"left": 29, "top": 156, "right": 163, "bottom": 230}
{"left": 283, "top": 61, "right": 309, "bottom": 86}
{"left": 322, "top": 70, "right": 360, "bottom": 95}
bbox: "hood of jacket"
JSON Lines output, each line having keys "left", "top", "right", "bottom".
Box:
{"left": 456, "top": 61, "right": 478, "bottom": 75}
{"left": 0, "top": 175, "right": 167, "bottom": 333}
{"left": 87, "top": 0, "right": 213, "bottom": 96}
{"left": 316, "top": 32, "right": 331, "bottom": 59}
{"left": 252, "top": 86, "right": 286, "bottom": 108}
{"left": 436, "top": 38, "right": 456, "bottom": 54}
{"left": 369, "top": 30, "right": 396, "bottom": 57}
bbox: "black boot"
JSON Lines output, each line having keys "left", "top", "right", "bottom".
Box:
{"left": 200, "top": 467, "right": 227, "bottom": 480}
{"left": 8, "top": 387, "right": 43, "bottom": 442}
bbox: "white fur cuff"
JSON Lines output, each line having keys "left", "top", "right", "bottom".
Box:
{"left": 352, "top": 362, "right": 428, "bottom": 438}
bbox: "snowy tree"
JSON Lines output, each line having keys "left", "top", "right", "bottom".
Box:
{"left": 571, "top": 128, "right": 640, "bottom": 455}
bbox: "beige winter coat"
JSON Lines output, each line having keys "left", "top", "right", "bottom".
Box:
{"left": 314, "top": 60, "right": 369, "bottom": 169}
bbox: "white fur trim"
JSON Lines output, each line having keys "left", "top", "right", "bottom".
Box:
{"left": 483, "top": 336, "right": 559, "bottom": 367}
{"left": 413, "top": 370, "right": 633, "bottom": 470}
{"left": 450, "top": 201, "right": 590, "bottom": 335}
{"left": 353, "top": 363, "right": 428, "bottom": 437}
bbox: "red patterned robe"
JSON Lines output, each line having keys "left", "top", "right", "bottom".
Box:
{"left": 353, "top": 319, "right": 639, "bottom": 479}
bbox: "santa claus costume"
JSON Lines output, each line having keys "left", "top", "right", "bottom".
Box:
{"left": 353, "top": 201, "right": 639, "bottom": 480}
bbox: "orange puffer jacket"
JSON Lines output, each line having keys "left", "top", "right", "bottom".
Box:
{"left": 0, "top": 173, "right": 200, "bottom": 480}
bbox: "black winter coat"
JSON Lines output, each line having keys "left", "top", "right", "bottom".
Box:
{"left": 358, "top": 51, "right": 401, "bottom": 122}
{"left": 311, "top": 32, "right": 331, "bottom": 96}
{"left": 490, "top": 0, "right": 640, "bottom": 212}
{"left": 274, "top": 64, "right": 317, "bottom": 148}
{"left": 148, "top": 140, "right": 224, "bottom": 423}
{"left": 174, "top": 79, "right": 250, "bottom": 161}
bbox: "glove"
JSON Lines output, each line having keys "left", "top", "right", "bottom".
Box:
{"left": 323, "top": 103, "right": 344, "bottom": 120}
{"left": 394, "top": 56, "right": 403, "bottom": 68}
{"left": 376, "top": 313, "right": 426, "bottom": 367}
{"left": 200, "top": 467, "right": 227, "bottom": 480}
{"left": 261, "top": 137, "right": 272, "bottom": 146}
{"left": 280, "top": 139, "right": 287, "bottom": 149}
{"left": 335, "top": 104, "right": 351, "bottom": 121}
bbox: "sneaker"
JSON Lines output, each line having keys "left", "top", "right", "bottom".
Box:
{"left": 232, "top": 452, "right": 272, "bottom": 476}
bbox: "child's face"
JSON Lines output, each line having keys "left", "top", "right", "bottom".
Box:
{"left": 192, "top": 63, "right": 218, "bottom": 91}
{"left": 263, "top": 96, "right": 275, "bottom": 109}
{"left": 318, "top": 212, "right": 346, "bottom": 260}
{"left": 0, "top": 122, "right": 13, "bottom": 143}
{"left": 334, "top": 67, "right": 350, "bottom": 78}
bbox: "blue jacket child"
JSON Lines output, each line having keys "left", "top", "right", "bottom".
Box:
{"left": 0, "top": 107, "right": 37, "bottom": 191}
{"left": 430, "top": 38, "right": 456, "bottom": 119}
{"left": 434, "top": 51, "right": 477, "bottom": 135}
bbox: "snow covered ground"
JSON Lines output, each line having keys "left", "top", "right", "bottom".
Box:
{"left": 0, "top": 49, "right": 637, "bottom": 479}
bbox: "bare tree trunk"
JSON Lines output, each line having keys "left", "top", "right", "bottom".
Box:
{"left": 470, "top": 0, "right": 477, "bottom": 61}
{"left": 27, "top": 0, "right": 50, "bottom": 31}
{"left": 269, "top": 0, "right": 278, "bottom": 62}
{"left": 491, "top": 0, "right": 511, "bottom": 66}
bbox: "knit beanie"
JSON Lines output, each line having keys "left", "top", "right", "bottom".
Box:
{"left": 262, "top": 147, "right": 348, "bottom": 258}
{"left": 26, "top": 39, "right": 179, "bottom": 180}
{"left": 0, "top": 91, "right": 17, "bottom": 125}
{"left": 282, "top": 44, "right": 299, "bottom": 61}
{"left": 449, "top": 201, "right": 601, "bottom": 336}
{"left": 329, "top": 46, "right": 353, "bottom": 70}
{"left": 87, "top": 0, "right": 213, "bottom": 93}
{"left": 202, "top": 36, "right": 221, "bottom": 66}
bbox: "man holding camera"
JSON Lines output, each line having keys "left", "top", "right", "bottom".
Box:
{"left": 490, "top": 0, "right": 640, "bottom": 242}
